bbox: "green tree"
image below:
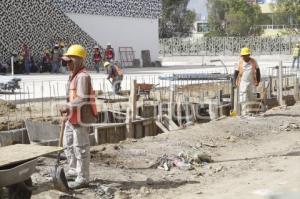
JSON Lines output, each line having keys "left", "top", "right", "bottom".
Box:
{"left": 207, "top": 0, "right": 263, "bottom": 36}
{"left": 159, "top": 0, "right": 196, "bottom": 38}
{"left": 274, "top": 0, "right": 300, "bottom": 26}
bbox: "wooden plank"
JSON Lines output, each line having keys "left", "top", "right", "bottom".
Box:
{"left": 107, "top": 128, "right": 115, "bottom": 143}
{"left": 278, "top": 61, "right": 284, "bottom": 106}
{"left": 97, "top": 94, "right": 128, "bottom": 102}
{"left": 90, "top": 123, "right": 126, "bottom": 129}
{"left": 162, "top": 114, "right": 179, "bottom": 131}
{"left": 130, "top": 80, "right": 137, "bottom": 120}
{"left": 176, "top": 101, "right": 182, "bottom": 127}
{"left": 152, "top": 121, "right": 157, "bottom": 136}
{"left": 0, "top": 144, "right": 62, "bottom": 167}
{"left": 294, "top": 78, "right": 299, "bottom": 101}
{"left": 144, "top": 125, "right": 150, "bottom": 136}
{"left": 94, "top": 128, "right": 100, "bottom": 145}
{"left": 155, "top": 121, "right": 169, "bottom": 134}
{"left": 142, "top": 119, "right": 153, "bottom": 126}
{"left": 135, "top": 122, "right": 143, "bottom": 139}
{"left": 117, "top": 126, "right": 126, "bottom": 141}
{"left": 126, "top": 108, "right": 134, "bottom": 139}
{"left": 98, "top": 129, "right": 107, "bottom": 144}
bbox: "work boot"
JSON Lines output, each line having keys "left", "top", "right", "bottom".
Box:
{"left": 68, "top": 178, "right": 89, "bottom": 189}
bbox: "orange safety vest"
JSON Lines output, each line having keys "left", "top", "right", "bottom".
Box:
{"left": 68, "top": 68, "right": 97, "bottom": 125}
{"left": 93, "top": 52, "right": 102, "bottom": 62}
{"left": 105, "top": 48, "right": 114, "bottom": 59}
{"left": 236, "top": 57, "right": 258, "bottom": 86}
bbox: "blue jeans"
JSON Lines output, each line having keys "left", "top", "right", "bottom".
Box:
{"left": 94, "top": 62, "right": 100, "bottom": 73}
{"left": 24, "top": 59, "right": 31, "bottom": 74}
{"left": 51, "top": 60, "right": 61, "bottom": 73}
{"left": 292, "top": 57, "right": 300, "bottom": 69}
{"left": 112, "top": 76, "right": 122, "bottom": 94}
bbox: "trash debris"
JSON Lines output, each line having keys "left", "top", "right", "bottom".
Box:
{"left": 93, "top": 183, "right": 115, "bottom": 199}
{"left": 155, "top": 154, "right": 176, "bottom": 171}
{"left": 140, "top": 186, "right": 151, "bottom": 195}
{"left": 114, "top": 191, "right": 130, "bottom": 199}
{"left": 173, "top": 158, "right": 192, "bottom": 170}
{"left": 215, "top": 166, "right": 223, "bottom": 173}
{"left": 201, "top": 142, "right": 217, "bottom": 148}
{"left": 154, "top": 151, "right": 213, "bottom": 171}
{"left": 279, "top": 123, "right": 299, "bottom": 131}
{"left": 59, "top": 193, "right": 77, "bottom": 199}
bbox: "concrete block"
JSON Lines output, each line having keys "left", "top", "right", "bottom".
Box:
{"left": 133, "top": 59, "right": 141, "bottom": 67}
{"left": 141, "top": 50, "right": 151, "bottom": 67}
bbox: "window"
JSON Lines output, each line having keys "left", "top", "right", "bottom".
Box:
{"left": 197, "top": 22, "right": 209, "bottom": 33}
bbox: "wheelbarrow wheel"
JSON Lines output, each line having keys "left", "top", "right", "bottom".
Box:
{"left": 7, "top": 177, "right": 32, "bottom": 199}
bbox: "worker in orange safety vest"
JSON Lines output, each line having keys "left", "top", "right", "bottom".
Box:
{"left": 60, "top": 44, "right": 97, "bottom": 189}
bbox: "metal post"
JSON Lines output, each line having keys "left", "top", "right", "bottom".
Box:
{"left": 267, "top": 76, "right": 272, "bottom": 99}
{"left": 294, "top": 77, "right": 299, "bottom": 101}
{"left": 168, "top": 81, "right": 175, "bottom": 120}
{"left": 171, "top": 38, "right": 174, "bottom": 56}
{"left": 11, "top": 56, "right": 14, "bottom": 76}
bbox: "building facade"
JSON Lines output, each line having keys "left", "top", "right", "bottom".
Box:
{"left": 0, "top": 0, "right": 161, "bottom": 67}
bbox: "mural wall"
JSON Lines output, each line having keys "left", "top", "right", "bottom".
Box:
{"left": 52, "top": 0, "right": 161, "bottom": 19}
{"left": 0, "top": 0, "right": 98, "bottom": 66}
{"left": 0, "top": 0, "right": 161, "bottom": 68}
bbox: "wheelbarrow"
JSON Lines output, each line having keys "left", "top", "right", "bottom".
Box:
{"left": 137, "top": 83, "right": 159, "bottom": 100}
{"left": 0, "top": 158, "right": 38, "bottom": 199}
{"left": 0, "top": 144, "right": 63, "bottom": 198}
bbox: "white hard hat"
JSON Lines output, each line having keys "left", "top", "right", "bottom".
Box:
{"left": 103, "top": 61, "right": 111, "bottom": 68}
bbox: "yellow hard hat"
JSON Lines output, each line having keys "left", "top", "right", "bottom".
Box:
{"left": 240, "top": 47, "right": 251, "bottom": 56}
{"left": 64, "top": 44, "right": 87, "bottom": 59}
{"left": 103, "top": 61, "right": 111, "bottom": 68}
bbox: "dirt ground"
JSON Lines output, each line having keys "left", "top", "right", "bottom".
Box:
{"left": 24, "top": 102, "right": 300, "bottom": 199}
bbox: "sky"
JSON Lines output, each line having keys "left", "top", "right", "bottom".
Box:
{"left": 187, "top": 0, "right": 208, "bottom": 20}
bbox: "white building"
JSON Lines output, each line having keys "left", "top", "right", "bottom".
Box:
{"left": 0, "top": 0, "right": 161, "bottom": 67}
{"left": 53, "top": 0, "right": 162, "bottom": 65}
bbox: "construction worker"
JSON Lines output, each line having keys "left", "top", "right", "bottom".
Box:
{"left": 234, "top": 47, "right": 260, "bottom": 115}
{"left": 104, "top": 61, "right": 123, "bottom": 94}
{"left": 60, "top": 42, "right": 68, "bottom": 70}
{"left": 21, "top": 44, "right": 31, "bottom": 74}
{"left": 292, "top": 43, "right": 300, "bottom": 69}
{"left": 60, "top": 44, "right": 97, "bottom": 189}
{"left": 104, "top": 43, "right": 115, "bottom": 62}
{"left": 93, "top": 45, "right": 103, "bottom": 73}
{"left": 51, "top": 44, "right": 62, "bottom": 73}
{"left": 40, "top": 50, "right": 52, "bottom": 72}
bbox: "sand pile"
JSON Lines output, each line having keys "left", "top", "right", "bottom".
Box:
{"left": 0, "top": 99, "right": 16, "bottom": 116}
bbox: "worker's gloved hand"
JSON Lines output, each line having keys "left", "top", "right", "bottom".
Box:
{"left": 59, "top": 105, "right": 70, "bottom": 116}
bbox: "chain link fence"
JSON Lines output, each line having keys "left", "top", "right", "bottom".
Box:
{"left": 160, "top": 36, "right": 300, "bottom": 57}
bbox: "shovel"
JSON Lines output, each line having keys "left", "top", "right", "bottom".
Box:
{"left": 51, "top": 116, "right": 70, "bottom": 193}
